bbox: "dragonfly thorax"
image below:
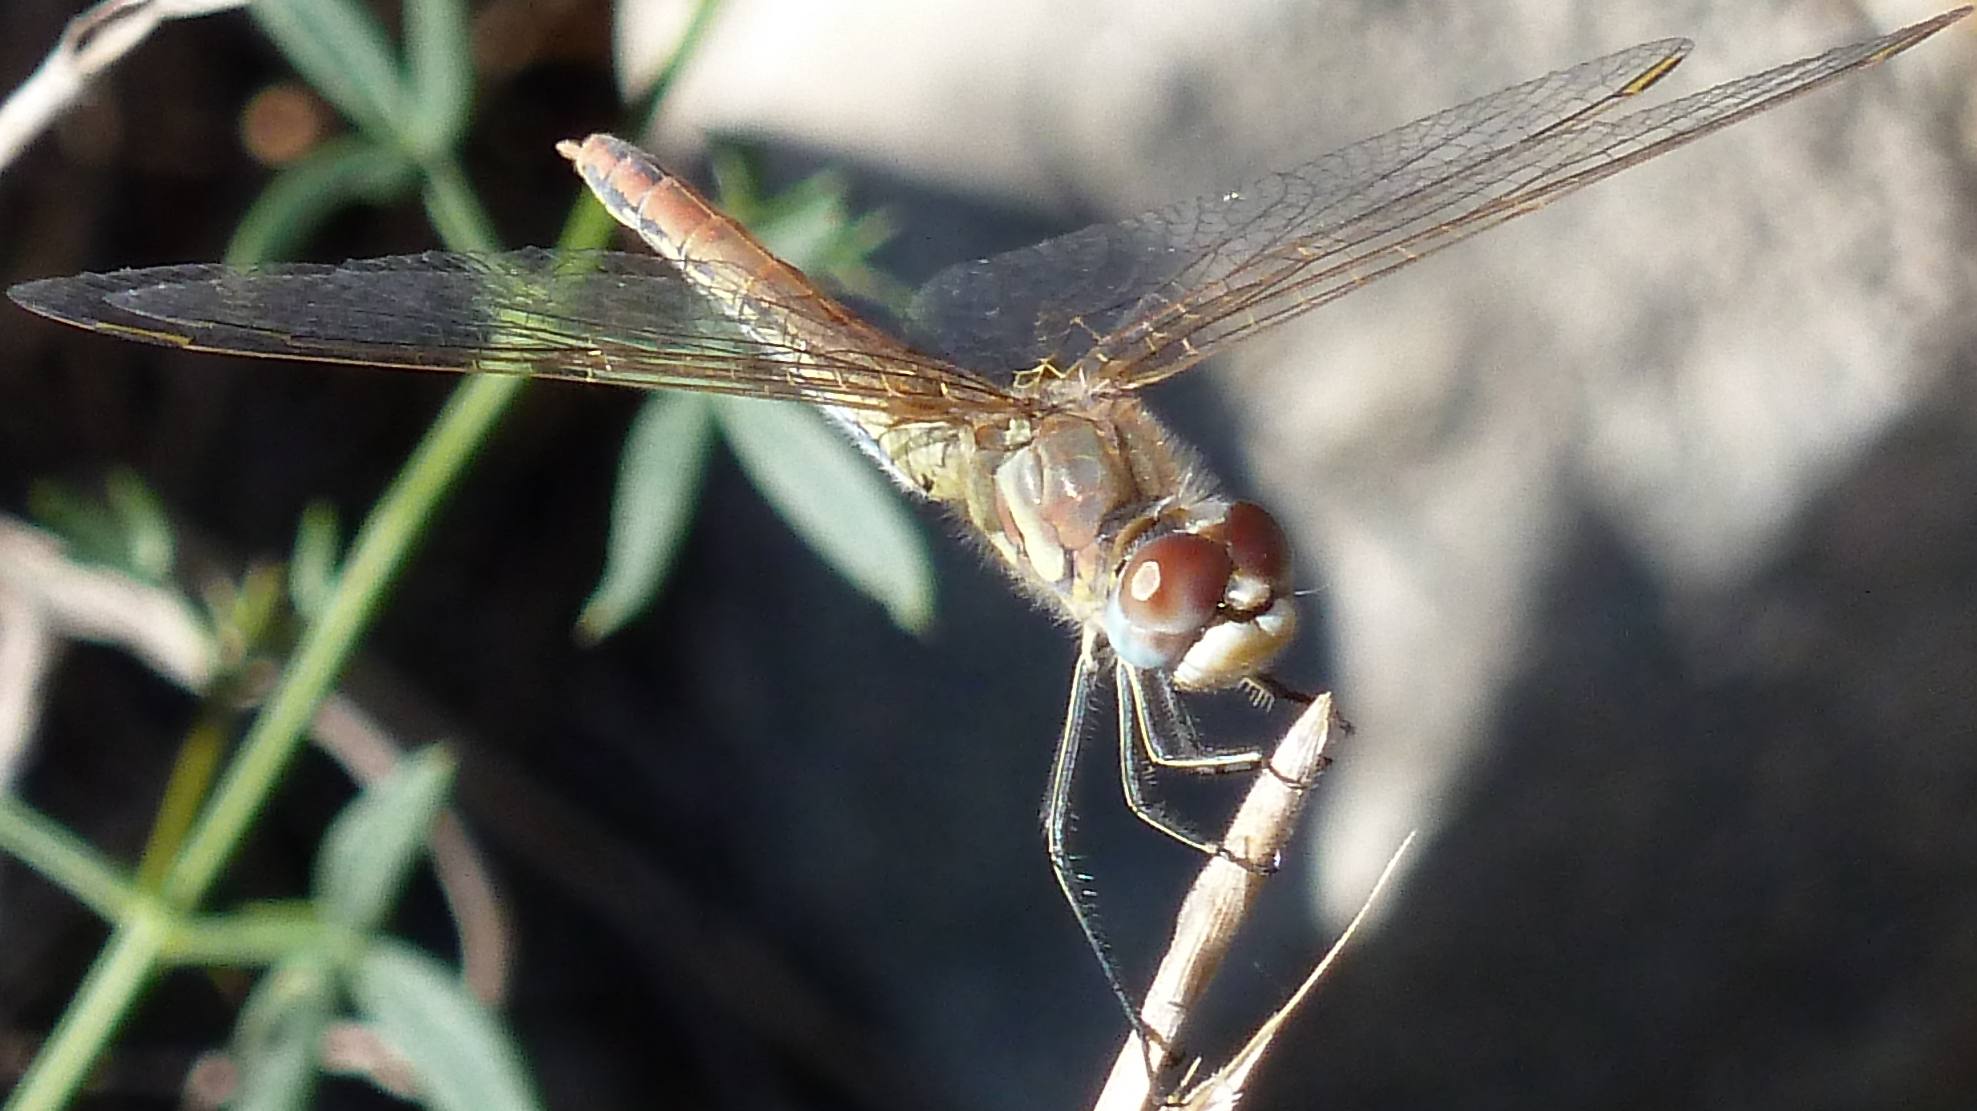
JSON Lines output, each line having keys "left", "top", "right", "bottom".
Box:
{"left": 958, "top": 396, "right": 1297, "bottom": 692}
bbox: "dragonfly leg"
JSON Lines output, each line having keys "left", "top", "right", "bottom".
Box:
{"left": 1045, "top": 630, "right": 1158, "bottom": 1043}
{"left": 1115, "top": 665, "right": 1286, "bottom": 876}
{"left": 1243, "top": 672, "right": 1316, "bottom": 707}
{"left": 1116, "top": 674, "right": 1224, "bottom": 856}
{"left": 1242, "top": 674, "right": 1347, "bottom": 791}
{"left": 1125, "top": 665, "right": 1263, "bottom": 773}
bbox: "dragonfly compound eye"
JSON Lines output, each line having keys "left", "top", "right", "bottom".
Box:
{"left": 1225, "top": 501, "right": 1291, "bottom": 590}
{"left": 1118, "top": 532, "right": 1232, "bottom": 636}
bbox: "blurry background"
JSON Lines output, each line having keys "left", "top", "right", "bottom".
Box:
{"left": 3, "top": 0, "right": 1975, "bottom": 1107}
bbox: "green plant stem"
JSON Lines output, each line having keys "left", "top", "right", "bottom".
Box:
{"left": 160, "top": 375, "right": 522, "bottom": 906}
{"left": 6, "top": 913, "right": 168, "bottom": 1110}
{"left": 7, "top": 179, "right": 522, "bottom": 1111}
{"left": 0, "top": 796, "right": 139, "bottom": 922}
{"left": 157, "top": 157, "right": 496, "bottom": 906}
{"left": 628, "top": 0, "right": 725, "bottom": 130}
{"left": 163, "top": 909, "right": 335, "bottom": 966}
{"left": 135, "top": 701, "right": 230, "bottom": 889}
{"left": 422, "top": 154, "right": 501, "bottom": 253}
{"left": 5, "top": 375, "right": 528, "bottom": 1111}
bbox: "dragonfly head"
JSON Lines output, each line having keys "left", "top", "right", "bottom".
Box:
{"left": 1100, "top": 500, "right": 1298, "bottom": 691}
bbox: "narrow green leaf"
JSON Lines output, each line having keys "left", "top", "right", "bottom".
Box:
{"left": 706, "top": 145, "right": 764, "bottom": 222}
{"left": 289, "top": 502, "right": 342, "bottom": 622}
{"left": 312, "top": 747, "right": 456, "bottom": 932}
{"left": 347, "top": 940, "right": 541, "bottom": 1111}
{"left": 104, "top": 469, "right": 174, "bottom": 582}
{"left": 218, "top": 564, "right": 287, "bottom": 663}
{"left": 420, "top": 158, "right": 503, "bottom": 253}
{"left": 402, "top": 0, "right": 474, "bottom": 156}
{"left": 228, "top": 955, "right": 335, "bottom": 1111}
{"left": 749, "top": 172, "right": 854, "bottom": 276}
{"left": 250, "top": 0, "right": 409, "bottom": 141}
{"left": 821, "top": 210, "right": 915, "bottom": 313}
{"left": 577, "top": 393, "right": 714, "bottom": 642}
{"left": 28, "top": 472, "right": 176, "bottom": 585}
{"left": 710, "top": 143, "right": 910, "bottom": 311}
{"left": 714, "top": 398, "right": 934, "bottom": 634}
{"left": 26, "top": 480, "right": 116, "bottom": 565}
{"left": 225, "top": 138, "right": 418, "bottom": 267}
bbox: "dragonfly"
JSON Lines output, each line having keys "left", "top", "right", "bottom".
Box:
{"left": 11, "top": 8, "right": 1968, "bottom": 1035}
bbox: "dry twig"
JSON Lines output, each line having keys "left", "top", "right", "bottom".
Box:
{"left": 1166, "top": 833, "right": 1415, "bottom": 1110}
{"left": 1093, "top": 693, "right": 1372, "bottom": 1110}
{"left": 0, "top": 0, "right": 251, "bottom": 172}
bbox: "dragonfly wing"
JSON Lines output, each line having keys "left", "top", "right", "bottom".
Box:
{"left": 907, "top": 38, "right": 1690, "bottom": 377}
{"left": 11, "top": 248, "right": 1025, "bottom": 418}
{"left": 907, "top": 10, "right": 1964, "bottom": 389}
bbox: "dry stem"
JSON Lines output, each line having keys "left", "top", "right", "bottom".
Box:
{"left": 1093, "top": 692, "right": 1344, "bottom": 1110}
{"left": 0, "top": 0, "right": 251, "bottom": 172}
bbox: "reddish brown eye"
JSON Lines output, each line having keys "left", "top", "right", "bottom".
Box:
{"left": 1118, "top": 533, "right": 1232, "bottom": 635}
{"left": 1226, "top": 501, "right": 1291, "bottom": 587}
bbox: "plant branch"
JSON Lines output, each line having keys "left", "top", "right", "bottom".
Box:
{"left": 0, "top": 0, "right": 251, "bottom": 173}
{"left": 0, "top": 794, "right": 140, "bottom": 923}
{"left": 1093, "top": 693, "right": 1345, "bottom": 1111}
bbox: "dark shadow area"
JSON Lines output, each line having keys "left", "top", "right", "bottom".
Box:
{"left": 1264, "top": 366, "right": 1977, "bottom": 1110}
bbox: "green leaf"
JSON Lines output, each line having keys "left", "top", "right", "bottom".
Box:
{"left": 203, "top": 562, "right": 286, "bottom": 668}
{"left": 312, "top": 747, "right": 455, "bottom": 932}
{"left": 289, "top": 502, "right": 343, "bottom": 623}
{"left": 706, "top": 145, "right": 764, "bottom": 222}
{"left": 104, "top": 469, "right": 175, "bottom": 582}
{"left": 577, "top": 392, "right": 714, "bottom": 643}
{"left": 710, "top": 144, "right": 910, "bottom": 311}
{"left": 714, "top": 398, "right": 934, "bottom": 634}
{"left": 250, "top": 0, "right": 409, "bottom": 142}
{"left": 225, "top": 138, "right": 418, "bottom": 267}
{"left": 27, "top": 481, "right": 115, "bottom": 566}
{"left": 27, "top": 469, "right": 176, "bottom": 584}
{"left": 228, "top": 954, "right": 335, "bottom": 1111}
{"left": 420, "top": 160, "right": 503, "bottom": 253}
{"left": 751, "top": 172, "right": 855, "bottom": 271}
{"left": 402, "top": 0, "right": 474, "bottom": 156}
{"left": 347, "top": 940, "right": 541, "bottom": 1111}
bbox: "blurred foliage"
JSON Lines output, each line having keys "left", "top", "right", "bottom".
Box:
{"left": 4, "top": 0, "right": 538, "bottom": 1107}
{"left": 287, "top": 502, "right": 343, "bottom": 624}
{"left": 577, "top": 390, "right": 713, "bottom": 642}
{"left": 5, "top": 0, "right": 944, "bottom": 1105}
{"left": 28, "top": 468, "right": 177, "bottom": 586}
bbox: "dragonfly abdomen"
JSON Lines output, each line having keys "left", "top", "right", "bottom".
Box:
{"left": 560, "top": 133, "right": 966, "bottom": 418}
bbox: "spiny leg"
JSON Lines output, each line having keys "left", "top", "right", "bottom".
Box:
{"left": 1243, "top": 672, "right": 1317, "bottom": 707}
{"left": 1116, "top": 666, "right": 1226, "bottom": 856}
{"left": 1127, "top": 665, "right": 1265, "bottom": 772}
{"left": 1242, "top": 673, "right": 1348, "bottom": 789}
{"left": 1114, "top": 665, "right": 1279, "bottom": 876}
{"left": 1045, "top": 630, "right": 1154, "bottom": 1041}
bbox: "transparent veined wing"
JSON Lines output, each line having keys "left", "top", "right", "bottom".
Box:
{"left": 908, "top": 10, "right": 1966, "bottom": 389}
{"left": 10, "top": 248, "right": 1029, "bottom": 420}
